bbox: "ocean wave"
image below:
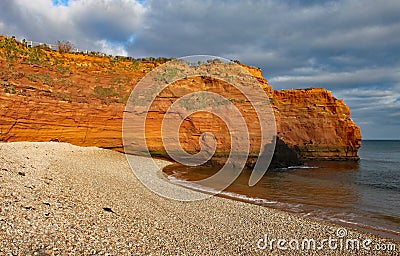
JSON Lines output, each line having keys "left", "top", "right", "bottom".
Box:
{"left": 168, "top": 175, "right": 294, "bottom": 207}
{"left": 361, "top": 158, "right": 400, "bottom": 164}
{"left": 355, "top": 182, "right": 400, "bottom": 192}
{"left": 287, "top": 165, "right": 322, "bottom": 169}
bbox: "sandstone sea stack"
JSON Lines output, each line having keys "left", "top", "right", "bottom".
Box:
{"left": 0, "top": 36, "right": 361, "bottom": 166}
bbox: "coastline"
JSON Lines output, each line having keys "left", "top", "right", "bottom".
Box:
{"left": 165, "top": 168, "right": 400, "bottom": 243}
{"left": 0, "top": 142, "right": 398, "bottom": 255}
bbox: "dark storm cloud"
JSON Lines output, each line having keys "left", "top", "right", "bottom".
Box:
{"left": 334, "top": 84, "right": 400, "bottom": 139}
{"left": 130, "top": 0, "right": 400, "bottom": 139}
{"left": 0, "top": 0, "right": 145, "bottom": 55}
{"left": 0, "top": 0, "right": 399, "bottom": 138}
{"left": 131, "top": 1, "right": 400, "bottom": 84}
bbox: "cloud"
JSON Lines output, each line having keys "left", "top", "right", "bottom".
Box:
{"left": 334, "top": 85, "right": 400, "bottom": 139}
{"left": 95, "top": 39, "right": 128, "bottom": 56}
{"left": 0, "top": 0, "right": 145, "bottom": 54}
{"left": 0, "top": 0, "right": 399, "bottom": 138}
{"left": 269, "top": 67, "right": 400, "bottom": 89}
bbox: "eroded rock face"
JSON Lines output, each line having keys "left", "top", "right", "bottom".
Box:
{"left": 273, "top": 88, "right": 362, "bottom": 161}
{"left": 0, "top": 37, "right": 361, "bottom": 166}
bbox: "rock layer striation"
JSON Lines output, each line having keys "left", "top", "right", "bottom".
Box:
{"left": 0, "top": 36, "right": 361, "bottom": 166}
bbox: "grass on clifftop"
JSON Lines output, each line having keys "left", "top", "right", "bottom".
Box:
{"left": 0, "top": 36, "right": 175, "bottom": 105}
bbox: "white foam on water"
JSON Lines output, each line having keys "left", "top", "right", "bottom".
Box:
{"left": 287, "top": 165, "right": 322, "bottom": 169}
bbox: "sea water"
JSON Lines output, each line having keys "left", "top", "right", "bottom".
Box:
{"left": 164, "top": 140, "right": 400, "bottom": 240}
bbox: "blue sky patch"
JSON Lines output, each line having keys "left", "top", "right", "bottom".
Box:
{"left": 52, "top": 0, "right": 69, "bottom": 6}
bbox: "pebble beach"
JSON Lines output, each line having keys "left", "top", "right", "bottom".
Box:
{"left": 0, "top": 142, "right": 398, "bottom": 255}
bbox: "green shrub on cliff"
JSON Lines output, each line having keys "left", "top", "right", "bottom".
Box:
{"left": 0, "top": 36, "right": 49, "bottom": 65}
{"left": 3, "top": 84, "right": 16, "bottom": 94}
{"left": 93, "top": 85, "right": 120, "bottom": 104}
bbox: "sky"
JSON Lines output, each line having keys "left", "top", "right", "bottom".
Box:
{"left": 0, "top": 0, "right": 399, "bottom": 139}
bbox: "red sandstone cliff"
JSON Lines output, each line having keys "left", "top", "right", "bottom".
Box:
{"left": 0, "top": 36, "right": 361, "bottom": 164}
{"left": 237, "top": 66, "right": 362, "bottom": 162}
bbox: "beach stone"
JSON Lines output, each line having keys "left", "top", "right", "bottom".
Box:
{"left": 0, "top": 142, "right": 398, "bottom": 255}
